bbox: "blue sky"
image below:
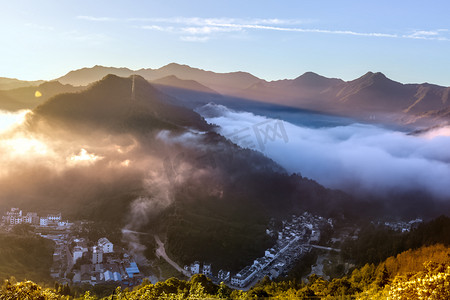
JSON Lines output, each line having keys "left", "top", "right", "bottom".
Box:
{"left": 1, "top": 0, "right": 450, "bottom": 85}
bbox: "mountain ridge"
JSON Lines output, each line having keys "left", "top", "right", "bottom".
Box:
{"left": 30, "top": 74, "right": 211, "bottom": 133}
{"left": 51, "top": 64, "right": 450, "bottom": 126}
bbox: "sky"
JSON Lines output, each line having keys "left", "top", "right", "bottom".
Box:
{"left": 1, "top": 0, "right": 450, "bottom": 85}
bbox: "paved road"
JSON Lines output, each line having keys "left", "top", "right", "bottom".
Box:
{"left": 154, "top": 235, "right": 191, "bottom": 277}
{"left": 310, "top": 245, "right": 341, "bottom": 252}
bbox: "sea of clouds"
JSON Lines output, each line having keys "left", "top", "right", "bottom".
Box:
{"left": 199, "top": 104, "right": 450, "bottom": 200}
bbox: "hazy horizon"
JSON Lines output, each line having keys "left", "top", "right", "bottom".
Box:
{"left": 4, "top": 63, "right": 450, "bottom": 87}
{"left": 1, "top": 1, "right": 450, "bottom": 85}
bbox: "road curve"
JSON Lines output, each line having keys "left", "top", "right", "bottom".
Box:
{"left": 154, "top": 235, "right": 191, "bottom": 277}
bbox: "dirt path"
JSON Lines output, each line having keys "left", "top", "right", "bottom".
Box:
{"left": 154, "top": 235, "right": 191, "bottom": 277}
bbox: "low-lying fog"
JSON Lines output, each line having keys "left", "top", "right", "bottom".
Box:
{"left": 198, "top": 104, "right": 450, "bottom": 200}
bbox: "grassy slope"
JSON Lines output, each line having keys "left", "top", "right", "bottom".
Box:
{"left": 0, "top": 232, "right": 54, "bottom": 283}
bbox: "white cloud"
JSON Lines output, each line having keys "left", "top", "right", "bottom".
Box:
{"left": 68, "top": 148, "right": 103, "bottom": 166}
{"left": 412, "top": 30, "right": 439, "bottom": 36}
{"left": 181, "top": 26, "right": 242, "bottom": 35}
{"left": 199, "top": 104, "right": 450, "bottom": 199}
{"left": 200, "top": 22, "right": 399, "bottom": 38}
{"left": 78, "top": 15, "right": 449, "bottom": 42}
{"left": 141, "top": 25, "right": 174, "bottom": 32}
{"left": 403, "top": 29, "right": 450, "bottom": 41}
{"left": 77, "top": 15, "right": 116, "bottom": 22}
{"left": 0, "top": 110, "right": 29, "bottom": 132}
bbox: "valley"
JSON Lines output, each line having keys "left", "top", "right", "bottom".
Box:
{"left": 0, "top": 66, "right": 449, "bottom": 299}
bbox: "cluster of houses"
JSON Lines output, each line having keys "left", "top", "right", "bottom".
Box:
{"left": 1, "top": 207, "right": 70, "bottom": 228}
{"left": 44, "top": 223, "right": 143, "bottom": 287}
{"left": 184, "top": 262, "right": 212, "bottom": 277}
{"left": 68, "top": 236, "right": 142, "bottom": 285}
{"left": 380, "top": 218, "right": 423, "bottom": 232}
{"left": 184, "top": 212, "right": 331, "bottom": 288}
{"left": 1, "top": 207, "right": 144, "bottom": 287}
{"left": 71, "top": 237, "right": 114, "bottom": 265}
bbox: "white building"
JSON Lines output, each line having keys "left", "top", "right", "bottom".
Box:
{"left": 202, "top": 263, "right": 212, "bottom": 276}
{"left": 12, "top": 217, "right": 23, "bottom": 225}
{"left": 72, "top": 238, "right": 89, "bottom": 264}
{"left": 24, "top": 212, "right": 39, "bottom": 225}
{"left": 2, "top": 208, "right": 38, "bottom": 225}
{"left": 58, "top": 220, "right": 69, "bottom": 227}
{"left": 104, "top": 270, "right": 113, "bottom": 281}
{"left": 217, "top": 270, "right": 230, "bottom": 282}
{"left": 113, "top": 272, "right": 121, "bottom": 281}
{"left": 6, "top": 208, "right": 22, "bottom": 218}
{"left": 40, "top": 217, "right": 48, "bottom": 227}
{"left": 92, "top": 246, "right": 103, "bottom": 264}
{"left": 190, "top": 261, "right": 200, "bottom": 274}
{"left": 47, "top": 213, "right": 61, "bottom": 226}
{"left": 265, "top": 248, "right": 276, "bottom": 259}
{"left": 231, "top": 266, "right": 258, "bottom": 287}
{"left": 73, "top": 246, "right": 86, "bottom": 264}
{"left": 230, "top": 275, "right": 243, "bottom": 286}
{"left": 98, "top": 237, "right": 113, "bottom": 253}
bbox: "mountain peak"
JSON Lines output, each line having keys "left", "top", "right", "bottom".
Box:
{"left": 297, "top": 71, "right": 323, "bottom": 80}
{"left": 349, "top": 71, "right": 401, "bottom": 89}
{"left": 32, "top": 74, "right": 210, "bottom": 132}
{"left": 360, "top": 71, "right": 389, "bottom": 81}
{"left": 291, "top": 71, "right": 343, "bottom": 88}
{"left": 159, "top": 63, "right": 192, "bottom": 72}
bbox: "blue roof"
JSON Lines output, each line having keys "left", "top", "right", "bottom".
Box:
{"left": 126, "top": 262, "right": 140, "bottom": 278}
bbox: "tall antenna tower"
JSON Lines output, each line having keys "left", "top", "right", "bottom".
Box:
{"left": 131, "top": 75, "right": 135, "bottom": 101}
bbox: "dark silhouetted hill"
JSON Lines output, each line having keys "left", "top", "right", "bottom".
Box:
{"left": 31, "top": 75, "right": 211, "bottom": 133}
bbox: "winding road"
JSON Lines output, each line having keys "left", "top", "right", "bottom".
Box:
{"left": 154, "top": 235, "right": 191, "bottom": 277}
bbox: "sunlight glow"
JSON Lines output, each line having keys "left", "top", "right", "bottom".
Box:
{"left": 35, "top": 90, "right": 42, "bottom": 98}
{"left": 0, "top": 110, "right": 30, "bottom": 132}
{"left": 421, "top": 126, "right": 450, "bottom": 139}
{"left": 68, "top": 148, "right": 103, "bottom": 165}
{"left": 121, "top": 159, "right": 131, "bottom": 167}
{"left": 4, "top": 137, "right": 48, "bottom": 155}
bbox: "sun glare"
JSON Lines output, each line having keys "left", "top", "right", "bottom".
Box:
{"left": 4, "top": 137, "right": 48, "bottom": 155}
{"left": 421, "top": 126, "right": 450, "bottom": 139}
{"left": 0, "top": 110, "right": 30, "bottom": 132}
{"left": 68, "top": 148, "right": 103, "bottom": 165}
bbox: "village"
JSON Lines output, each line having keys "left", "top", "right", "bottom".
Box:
{"left": 377, "top": 218, "right": 423, "bottom": 232}
{"left": 183, "top": 212, "right": 335, "bottom": 289}
{"left": 0, "top": 207, "right": 143, "bottom": 287}
{"left": 1, "top": 207, "right": 337, "bottom": 290}
{"left": 4, "top": 207, "right": 420, "bottom": 291}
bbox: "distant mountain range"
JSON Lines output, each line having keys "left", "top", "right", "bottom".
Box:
{"left": 2, "top": 63, "right": 450, "bottom": 127}
{"left": 0, "top": 77, "right": 44, "bottom": 90}
{"left": 56, "top": 63, "right": 260, "bottom": 95}
{"left": 54, "top": 64, "right": 450, "bottom": 127}
{"left": 241, "top": 71, "right": 450, "bottom": 125}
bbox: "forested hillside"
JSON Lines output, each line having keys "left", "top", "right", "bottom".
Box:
{"left": 0, "top": 228, "right": 54, "bottom": 283}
